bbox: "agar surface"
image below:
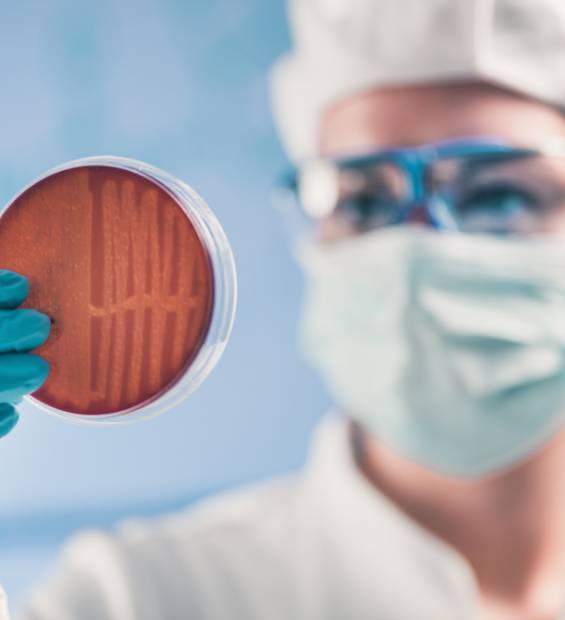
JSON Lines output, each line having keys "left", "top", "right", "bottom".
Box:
{"left": 0, "top": 166, "right": 214, "bottom": 414}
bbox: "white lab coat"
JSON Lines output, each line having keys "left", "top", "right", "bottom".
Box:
{"left": 11, "top": 414, "right": 548, "bottom": 620}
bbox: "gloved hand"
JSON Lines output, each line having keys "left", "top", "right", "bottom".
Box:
{"left": 0, "top": 270, "right": 50, "bottom": 437}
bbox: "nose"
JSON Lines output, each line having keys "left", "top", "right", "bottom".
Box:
{"left": 404, "top": 202, "right": 434, "bottom": 227}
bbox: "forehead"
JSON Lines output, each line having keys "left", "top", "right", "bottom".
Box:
{"left": 319, "top": 82, "right": 565, "bottom": 158}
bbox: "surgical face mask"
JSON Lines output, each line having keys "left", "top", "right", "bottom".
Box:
{"left": 297, "top": 226, "right": 565, "bottom": 477}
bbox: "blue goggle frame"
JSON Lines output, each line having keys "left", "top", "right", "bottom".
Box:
{"left": 280, "top": 137, "right": 541, "bottom": 232}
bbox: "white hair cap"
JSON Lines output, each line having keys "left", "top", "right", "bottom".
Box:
{"left": 270, "top": 0, "right": 565, "bottom": 162}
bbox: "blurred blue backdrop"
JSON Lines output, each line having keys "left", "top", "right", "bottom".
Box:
{"left": 0, "top": 0, "right": 331, "bottom": 608}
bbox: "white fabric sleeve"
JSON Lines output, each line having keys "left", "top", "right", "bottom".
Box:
{"left": 0, "top": 585, "right": 11, "bottom": 620}
{"left": 15, "top": 531, "right": 139, "bottom": 620}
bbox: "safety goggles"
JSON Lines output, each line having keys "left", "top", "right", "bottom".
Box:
{"left": 274, "top": 138, "right": 565, "bottom": 241}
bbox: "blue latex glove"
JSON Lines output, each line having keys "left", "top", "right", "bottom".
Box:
{"left": 0, "top": 270, "right": 51, "bottom": 437}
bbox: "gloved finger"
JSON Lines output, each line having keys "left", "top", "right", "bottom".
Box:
{"left": 0, "top": 353, "right": 49, "bottom": 403}
{"left": 0, "top": 309, "right": 51, "bottom": 353}
{"left": 0, "top": 403, "right": 18, "bottom": 438}
{"left": 0, "top": 270, "right": 29, "bottom": 309}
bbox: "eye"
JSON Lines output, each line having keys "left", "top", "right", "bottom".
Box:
{"left": 333, "top": 164, "right": 405, "bottom": 232}
{"left": 337, "top": 190, "right": 400, "bottom": 231}
{"left": 456, "top": 183, "right": 538, "bottom": 216}
{"left": 450, "top": 183, "right": 541, "bottom": 234}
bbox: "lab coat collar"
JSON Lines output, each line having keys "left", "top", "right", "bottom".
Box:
{"left": 303, "top": 413, "right": 481, "bottom": 619}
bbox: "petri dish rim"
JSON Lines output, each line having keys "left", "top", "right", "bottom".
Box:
{"left": 1, "top": 155, "right": 237, "bottom": 426}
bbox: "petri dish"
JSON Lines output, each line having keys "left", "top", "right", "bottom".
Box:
{"left": 0, "top": 156, "right": 237, "bottom": 425}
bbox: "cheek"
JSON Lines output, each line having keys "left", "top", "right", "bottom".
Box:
{"left": 541, "top": 210, "right": 565, "bottom": 235}
{"left": 316, "top": 217, "right": 358, "bottom": 243}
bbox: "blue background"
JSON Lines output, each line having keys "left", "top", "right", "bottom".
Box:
{"left": 0, "top": 0, "right": 330, "bottom": 608}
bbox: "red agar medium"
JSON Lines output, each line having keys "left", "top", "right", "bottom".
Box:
{"left": 0, "top": 165, "right": 215, "bottom": 415}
